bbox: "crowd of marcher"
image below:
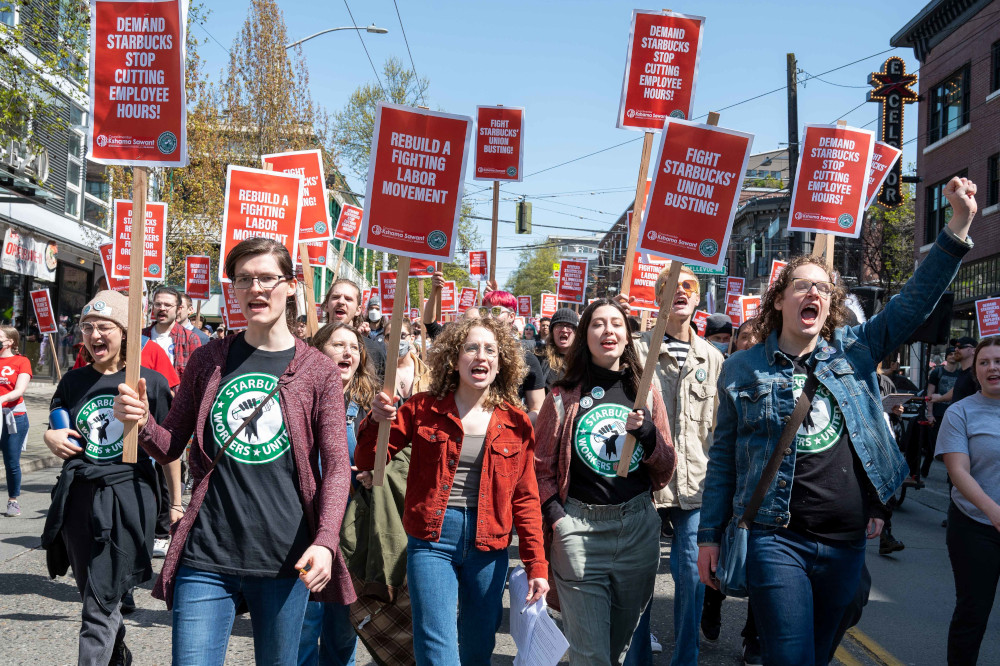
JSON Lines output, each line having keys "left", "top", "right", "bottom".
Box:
{"left": 0, "top": 177, "right": 995, "bottom": 666}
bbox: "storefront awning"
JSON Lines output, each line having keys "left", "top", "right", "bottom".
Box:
{"left": 0, "top": 172, "right": 61, "bottom": 205}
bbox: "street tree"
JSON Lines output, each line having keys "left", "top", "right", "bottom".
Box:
{"left": 505, "top": 244, "right": 560, "bottom": 310}
{"left": 860, "top": 182, "right": 915, "bottom": 300}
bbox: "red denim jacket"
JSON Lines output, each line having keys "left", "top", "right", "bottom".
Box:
{"left": 354, "top": 391, "right": 548, "bottom": 580}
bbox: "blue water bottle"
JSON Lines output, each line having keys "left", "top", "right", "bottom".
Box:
{"left": 49, "top": 408, "right": 85, "bottom": 449}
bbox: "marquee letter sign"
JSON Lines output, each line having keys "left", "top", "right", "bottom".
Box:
{"left": 866, "top": 57, "right": 917, "bottom": 209}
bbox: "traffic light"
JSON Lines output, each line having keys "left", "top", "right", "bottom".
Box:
{"left": 516, "top": 201, "right": 532, "bottom": 234}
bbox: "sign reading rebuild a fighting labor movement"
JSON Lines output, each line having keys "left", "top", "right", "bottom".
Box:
{"left": 360, "top": 102, "right": 473, "bottom": 263}
{"left": 557, "top": 260, "right": 588, "bottom": 305}
{"left": 88, "top": 0, "right": 187, "bottom": 166}
{"left": 262, "top": 150, "right": 332, "bottom": 242}
{"left": 441, "top": 281, "right": 458, "bottom": 312}
{"left": 185, "top": 255, "right": 211, "bottom": 301}
{"left": 111, "top": 200, "right": 167, "bottom": 280}
{"left": 377, "top": 271, "right": 408, "bottom": 313}
{"left": 976, "top": 298, "right": 1000, "bottom": 337}
{"left": 221, "top": 282, "right": 248, "bottom": 331}
{"left": 617, "top": 10, "right": 705, "bottom": 130}
{"left": 637, "top": 118, "right": 753, "bottom": 269}
{"left": 629, "top": 254, "right": 663, "bottom": 311}
{"left": 219, "top": 165, "right": 304, "bottom": 281}
{"left": 474, "top": 106, "right": 524, "bottom": 181}
{"left": 30, "top": 289, "right": 57, "bottom": 334}
{"left": 788, "top": 124, "right": 875, "bottom": 238}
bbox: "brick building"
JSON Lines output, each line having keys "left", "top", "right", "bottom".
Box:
{"left": 891, "top": 0, "right": 1000, "bottom": 334}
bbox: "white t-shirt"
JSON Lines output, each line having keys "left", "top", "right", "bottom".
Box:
{"left": 935, "top": 392, "right": 1000, "bottom": 525}
{"left": 153, "top": 328, "right": 175, "bottom": 364}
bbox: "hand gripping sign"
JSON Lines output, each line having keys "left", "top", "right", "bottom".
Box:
{"left": 617, "top": 10, "right": 705, "bottom": 131}
{"left": 976, "top": 298, "right": 1000, "bottom": 337}
{"left": 557, "top": 260, "right": 589, "bottom": 305}
{"left": 517, "top": 295, "right": 532, "bottom": 318}
{"left": 111, "top": 200, "right": 168, "bottom": 280}
{"left": 88, "top": 0, "right": 187, "bottom": 166}
{"left": 788, "top": 124, "right": 875, "bottom": 238}
{"left": 219, "top": 165, "right": 304, "bottom": 282}
{"left": 185, "top": 255, "right": 211, "bottom": 301}
{"left": 864, "top": 140, "right": 903, "bottom": 209}
{"left": 474, "top": 106, "right": 524, "bottom": 181}
{"left": 262, "top": 150, "right": 332, "bottom": 242}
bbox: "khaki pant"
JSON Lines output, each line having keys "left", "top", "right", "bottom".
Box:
{"left": 551, "top": 493, "right": 661, "bottom": 666}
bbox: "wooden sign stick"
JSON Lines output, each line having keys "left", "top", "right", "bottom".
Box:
{"left": 616, "top": 111, "right": 721, "bottom": 477}
{"left": 48, "top": 332, "right": 62, "bottom": 380}
{"left": 640, "top": 310, "right": 650, "bottom": 332}
{"left": 490, "top": 181, "right": 499, "bottom": 282}
{"left": 432, "top": 262, "right": 443, "bottom": 322}
{"left": 122, "top": 166, "right": 148, "bottom": 464}
{"left": 332, "top": 239, "right": 349, "bottom": 278}
{"left": 619, "top": 132, "right": 655, "bottom": 291}
{"left": 417, "top": 279, "right": 427, "bottom": 359}
{"left": 374, "top": 255, "right": 410, "bottom": 486}
{"left": 818, "top": 120, "right": 847, "bottom": 273}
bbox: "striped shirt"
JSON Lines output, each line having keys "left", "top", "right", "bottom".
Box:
{"left": 662, "top": 334, "right": 690, "bottom": 370}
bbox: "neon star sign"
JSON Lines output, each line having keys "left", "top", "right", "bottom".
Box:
{"left": 867, "top": 57, "right": 917, "bottom": 208}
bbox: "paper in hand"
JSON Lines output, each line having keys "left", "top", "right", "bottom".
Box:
{"left": 508, "top": 566, "right": 568, "bottom": 666}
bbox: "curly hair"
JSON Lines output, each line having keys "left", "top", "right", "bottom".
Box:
{"left": 555, "top": 298, "right": 642, "bottom": 396}
{"left": 311, "top": 322, "right": 378, "bottom": 411}
{"left": 426, "top": 317, "right": 527, "bottom": 409}
{"left": 752, "top": 255, "right": 849, "bottom": 344}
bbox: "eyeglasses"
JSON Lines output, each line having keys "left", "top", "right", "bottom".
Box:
{"left": 476, "top": 306, "right": 512, "bottom": 318}
{"left": 462, "top": 343, "right": 498, "bottom": 358}
{"left": 791, "top": 278, "right": 835, "bottom": 297}
{"left": 327, "top": 341, "right": 361, "bottom": 355}
{"left": 957, "top": 344, "right": 975, "bottom": 350}
{"left": 232, "top": 275, "right": 291, "bottom": 290}
{"left": 81, "top": 322, "right": 119, "bottom": 335}
{"left": 152, "top": 302, "right": 177, "bottom": 310}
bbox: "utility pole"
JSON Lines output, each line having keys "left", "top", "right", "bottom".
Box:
{"left": 786, "top": 53, "right": 801, "bottom": 257}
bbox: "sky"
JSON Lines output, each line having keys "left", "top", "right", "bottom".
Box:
{"left": 195, "top": 0, "right": 925, "bottom": 286}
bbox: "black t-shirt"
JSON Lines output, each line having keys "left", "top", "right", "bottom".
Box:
{"left": 364, "top": 336, "right": 386, "bottom": 383}
{"left": 929, "top": 365, "right": 962, "bottom": 419}
{"left": 950, "top": 366, "right": 978, "bottom": 406}
{"left": 787, "top": 356, "right": 869, "bottom": 542}
{"left": 567, "top": 364, "right": 653, "bottom": 506}
{"left": 183, "top": 334, "right": 310, "bottom": 577}
{"left": 518, "top": 349, "right": 546, "bottom": 405}
{"left": 50, "top": 365, "right": 171, "bottom": 466}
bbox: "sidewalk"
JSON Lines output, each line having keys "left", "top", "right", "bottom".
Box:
{"left": 0, "top": 379, "right": 62, "bottom": 484}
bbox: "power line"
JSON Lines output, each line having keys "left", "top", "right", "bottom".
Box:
{"left": 342, "top": 0, "right": 386, "bottom": 95}
{"left": 391, "top": 0, "right": 425, "bottom": 104}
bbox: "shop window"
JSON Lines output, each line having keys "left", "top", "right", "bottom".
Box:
{"left": 925, "top": 171, "right": 966, "bottom": 243}
{"left": 988, "top": 154, "right": 999, "bottom": 208}
{"left": 928, "top": 64, "right": 970, "bottom": 144}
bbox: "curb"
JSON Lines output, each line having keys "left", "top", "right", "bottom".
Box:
{"left": 0, "top": 454, "right": 63, "bottom": 483}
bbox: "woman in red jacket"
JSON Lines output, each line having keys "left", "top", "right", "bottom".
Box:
{"left": 355, "top": 316, "right": 549, "bottom": 666}
{"left": 114, "top": 238, "right": 354, "bottom": 666}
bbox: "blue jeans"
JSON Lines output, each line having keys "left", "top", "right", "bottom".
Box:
{"left": 298, "top": 601, "right": 357, "bottom": 666}
{"left": 1, "top": 412, "right": 28, "bottom": 498}
{"left": 747, "top": 528, "right": 865, "bottom": 666}
{"left": 407, "top": 506, "right": 509, "bottom": 666}
{"left": 172, "top": 564, "right": 310, "bottom": 666}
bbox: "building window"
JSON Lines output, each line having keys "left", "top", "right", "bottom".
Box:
{"left": 925, "top": 172, "right": 966, "bottom": 243}
{"left": 929, "top": 64, "right": 970, "bottom": 144}
{"left": 65, "top": 106, "right": 86, "bottom": 219}
{"left": 992, "top": 40, "right": 1000, "bottom": 94}
{"left": 988, "top": 154, "right": 999, "bottom": 208}
{"left": 0, "top": 1, "right": 16, "bottom": 27}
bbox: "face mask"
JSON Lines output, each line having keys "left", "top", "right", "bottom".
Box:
{"left": 368, "top": 309, "right": 381, "bottom": 322}
{"left": 710, "top": 340, "right": 729, "bottom": 355}
{"left": 399, "top": 340, "right": 412, "bottom": 358}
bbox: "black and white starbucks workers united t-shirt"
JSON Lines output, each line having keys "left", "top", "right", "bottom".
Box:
{"left": 50, "top": 365, "right": 171, "bottom": 465}
{"left": 183, "top": 334, "right": 312, "bottom": 577}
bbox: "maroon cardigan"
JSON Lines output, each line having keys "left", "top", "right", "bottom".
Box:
{"left": 138, "top": 335, "right": 356, "bottom": 608}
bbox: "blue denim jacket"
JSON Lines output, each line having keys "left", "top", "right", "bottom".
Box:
{"left": 698, "top": 229, "right": 973, "bottom": 545}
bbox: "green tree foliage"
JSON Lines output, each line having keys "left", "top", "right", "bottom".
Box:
{"left": 505, "top": 244, "right": 560, "bottom": 310}
{"left": 861, "top": 181, "right": 915, "bottom": 299}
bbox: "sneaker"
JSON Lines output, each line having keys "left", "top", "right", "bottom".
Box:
{"left": 701, "top": 595, "right": 722, "bottom": 642}
{"left": 650, "top": 633, "right": 662, "bottom": 654}
{"left": 879, "top": 531, "right": 905, "bottom": 556}
{"left": 902, "top": 475, "right": 925, "bottom": 489}
{"left": 121, "top": 589, "right": 136, "bottom": 615}
{"left": 152, "top": 538, "right": 169, "bottom": 558}
{"left": 5, "top": 500, "right": 20, "bottom": 517}
{"left": 742, "top": 635, "right": 764, "bottom": 665}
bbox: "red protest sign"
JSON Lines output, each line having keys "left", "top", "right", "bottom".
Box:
{"left": 362, "top": 288, "right": 373, "bottom": 309}
{"left": 637, "top": 118, "right": 753, "bottom": 269}
{"left": 360, "top": 102, "right": 473, "bottom": 263}
{"left": 304, "top": 240, "right": 328, "bottom": 268}
{"left": 692, "top": 310, "right": 710, "bottom": 337}
{"left": 222, "top": 282, "right": 248, "bottom": 331}
{"left": 185, "top": 255, "right": 211, "bottom": 301}
{"left": 459, "top": 287, "right": 478, "bottom": 310}
{"left": 725, "top": 277, "right": 744, "bottom": 295}
{"left": 517, "top": 295, "right": 532, "bottom": 317}
{"left": 262, "top": 150, "right": 332, "bottom": 242}
{"left": 540, "top": 292, "right": 557, "bottom": 317}
{"left": 377, "top": 271, "right": 408, "bottom": 313}
{"left": 976, "top": 298, "right": 1000, "bottom": 337}
{"left": 441, "top": 281, "right": 458, "bottom": 312}
{"left": 99, "top": 243, "right": 130, "bottom": 292}
{"left": 220, "top": 165, "right": 303, "bottom": 281}
{"left": 769, "top": 260, "right": 788, "bottom": 288}
{"left": 111, "top": 199, "right": 167, "bottom": 280}
{"left": 725, "top": 292, "right": 742, "bottom": 325}
{"left": 629, "top": 253, "right": 662, "bottom": 311}
{"left": 617, "top": 10, "right": 705, "bottom": 131}
{"left": 29, "top": 289, "right": 57, "bottom": 334}
{"left": 788, "top": 124, "right": 875, "bottom": 238}
{"left": 409, "top": 307, "right": 419, "bottom": 320}
{"left": 474, "top": 106, "right": 524, "bottom": 182}
{"left": 557, "top": 260, "right": 588, "bottom": 305}
{"left": 469, "top": 250, "right": 488, "bottom": 280}
{"left": 864, "top": 140, "right": 903, "bottom": 209}
{"left": 409, "top": 258, "right": 437, "bottom": 278}
{"left": 740, "top": 295, "right": 761, "bottom": 323}
{"left": 88, "top": 0, "right": 187, "bottom": 166}
{"left": 334, "top": 204, "right": 363, "bottom": 244}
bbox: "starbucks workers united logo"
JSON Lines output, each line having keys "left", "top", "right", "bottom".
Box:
{"left": 76, "top": 396, "right": 125, "bottom": 461}
{"left": 573, "top": 403, "right": 643, "bottom": 476}
{"left": 211, "top": 373, "right": 290, "bottom": 464}
{"left": 792, "top": 374, "right": 845, "bottom": 454}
